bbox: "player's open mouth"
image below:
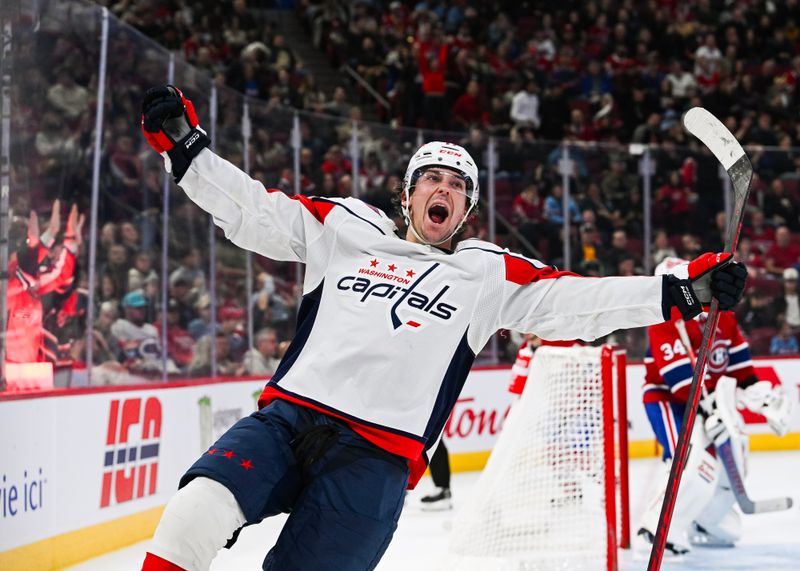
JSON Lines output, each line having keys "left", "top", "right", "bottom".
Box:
{"left": 427, "top": 203, "right": 450, "bottom": 225}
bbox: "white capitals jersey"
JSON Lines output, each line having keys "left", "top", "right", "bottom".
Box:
{"left": 181, "top": 149, "right": 667, "bottom": 486}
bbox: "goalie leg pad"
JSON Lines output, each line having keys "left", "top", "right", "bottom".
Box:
{"left": 145, "top": 477, "right": 246, "bottom": 571}
{"left": 710, "top": 376, "right": 749, "bottom": 484}
{"left": 639, "top": 420, "right": 718, "bottom": 553}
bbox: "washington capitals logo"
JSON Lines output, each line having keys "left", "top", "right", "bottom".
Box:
{"left": 337, "top": 259, "right": 459, "bottom": 330}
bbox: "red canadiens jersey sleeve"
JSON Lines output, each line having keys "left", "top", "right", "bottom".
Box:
{"left": 646, "top": 319, "right": 696, "bottom": 403}
{"left": 508, "top": 341, "right": 533, "bottom": 395}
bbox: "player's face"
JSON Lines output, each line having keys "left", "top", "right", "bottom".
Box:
{"left": 405, "top": 167, "right": 469, "bottom": 248}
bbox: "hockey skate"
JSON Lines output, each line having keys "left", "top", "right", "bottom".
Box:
{"left": 420, "top": 487, "right": 452, "bottom": 511}
{"left": 689, "top": 522, "right": 736, "bottom": 548}
{"left": 636, "top": 527, "right": 689, "bottom": 558}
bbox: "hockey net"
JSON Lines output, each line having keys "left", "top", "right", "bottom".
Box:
{"left": 444, "top": 345, "right": 629, "bottom": 571}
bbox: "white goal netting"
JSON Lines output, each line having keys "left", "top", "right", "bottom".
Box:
{"left": 444, "top": 346, "right": 625, "bottom": 571}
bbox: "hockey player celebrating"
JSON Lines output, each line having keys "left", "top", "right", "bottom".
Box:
{"left": 139, "top": 86, "right": 747, "bottom": 571}
{"left": 638, "top": 257, "right": 791, "bottom": 556}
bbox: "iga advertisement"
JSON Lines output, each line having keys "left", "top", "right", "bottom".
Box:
{"left": 0, "top": 381, "right": 265, "bottom": 554}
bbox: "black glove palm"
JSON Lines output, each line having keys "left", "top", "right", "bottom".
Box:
{"left": 141, "top": 85, "right": 210, "bottom": 182}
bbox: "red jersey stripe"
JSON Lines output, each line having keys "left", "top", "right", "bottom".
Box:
{"left": 503, "top": 254, "right": 578, "bottom": 285}
{"left": 264, "top": 189, "right": 336, "bottom": 224}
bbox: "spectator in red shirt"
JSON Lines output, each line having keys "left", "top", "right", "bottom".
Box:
{"left": 451, "top": 80, "right": 486, "bottom": 130}
{"left": 512, "top": 183, "right": 544, "bottom": 248}
{"left": 155, "top": 299, "right": 195, "bottom": 372}
{"left": 564, "top": 108, "right": 595, "bottom": 141}
{"left": 418, "top": 42, "right": 447, "bottom": 129}
{"left": 765, "top": 225, "right": 800, "bottom": 275}
{"left": 320, "top": 145, "right": 352, "bottom": 178}
{"left": 5, "top": 203, "right": 81, "bottom": 367}
{"left": 743, "top": 208, "right": 776, "bottom": 254}
{"left": 655, "top": 170, "right": 692, "bottom": 232}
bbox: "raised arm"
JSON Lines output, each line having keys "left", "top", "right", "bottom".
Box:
{"left": 141, "top": 85, "right": 328, "bottom": 263}
{"left": 488, "top": 251, "right": 746, "bottom": 342}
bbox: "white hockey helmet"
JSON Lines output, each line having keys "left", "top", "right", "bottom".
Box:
{"left": 403, "top": 141, "right": 479, "bottom": 203}
{"left": 401, "top": 141, "right": 479, "bottom": 245}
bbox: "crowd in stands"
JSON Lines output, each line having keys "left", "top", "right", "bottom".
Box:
{"left": 6, "top": 0, "right": 800, "bottom": 391}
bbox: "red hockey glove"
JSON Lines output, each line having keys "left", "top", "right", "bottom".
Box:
{"left": 662, "top": 252, "right": 747, "bottom": 320}
{"left": 141, "top": 85, "right": 210, "bottom": 182}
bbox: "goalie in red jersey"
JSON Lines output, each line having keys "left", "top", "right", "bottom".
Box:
{"left": 637, "top": 258, "right": 791, "bottom": 556}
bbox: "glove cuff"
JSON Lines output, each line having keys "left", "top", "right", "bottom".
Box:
{"left": 664, "top": 275, "right": 702, "bottom": 321}
{"left": 166, "top": 126, "right": 210, "bottom": 182}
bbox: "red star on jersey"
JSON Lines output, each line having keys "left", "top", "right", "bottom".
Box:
{"left": 222, "top": 450, "right": 235, "bottom": 459}
{"left": 406, "top": 269, "right": 415, "bottom": 278}
{"left": 240, "top": 459, "right": 254, "bottom": 470}
{"left": 207, "top": 448, "right": 218, "bottom": 455}
{"left": 370, "top": 259, "right": 379, "bottom": 267}
{"left": 387, "top": 264, "right": 397, "bottom": 272}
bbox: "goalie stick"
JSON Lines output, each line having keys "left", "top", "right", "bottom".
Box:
{"left": 647, "top": 108, "right": 752, "bottom": 571}
{"left": 673, "top": 320, "right": 793, "bottom": 515}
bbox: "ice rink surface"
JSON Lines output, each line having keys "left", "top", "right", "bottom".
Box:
{"left": 66, "top": 451, "right": 799, "bottom": 571}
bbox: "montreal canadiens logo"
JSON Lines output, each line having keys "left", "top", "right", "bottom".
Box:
{"left": 707, "top": 340, "right": 729, "bottom": 374}
{"left": 337, "top": 258, "right": 459, "bottom": 331}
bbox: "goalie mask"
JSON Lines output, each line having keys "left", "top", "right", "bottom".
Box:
{"left": 402, "top": 141, "right": 479, "bottom": 246}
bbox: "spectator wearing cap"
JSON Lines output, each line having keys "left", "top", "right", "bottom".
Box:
{"left": 189, "top": 293, "right": 213, "bottom": 340}
{"left": 112, "top": 290, "right": 176, "bottom": 377}
{"left": 772, "top": 267, "right": 800, "bottom": 332}
{"left": 217, "top": 305, "right": 247, "bottom": 361}
{"left": 155, "top": 299, "right": 194, "bottom": 372}
{"left": 243, "top": 328, "right": 282, "bottom": 376}
{"left": 764, "top": 226, "right": 800, "bottom": 276}
{"left": 169, "top": 277, "right": 198, "bottom": 328}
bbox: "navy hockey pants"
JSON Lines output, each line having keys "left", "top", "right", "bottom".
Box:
{"left": 181, "top": 399, "right": 410, "bottom": 570}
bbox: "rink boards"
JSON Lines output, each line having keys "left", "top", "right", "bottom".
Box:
{"left": 1, "top": 358, "right": 799, "bottom": 570}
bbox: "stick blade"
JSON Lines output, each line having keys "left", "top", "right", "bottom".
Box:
{"left": 749, "top": 496, "right": 793, "bottom": 515}
{"left": 683, "top": 107, "right": 745, "bottom": 170}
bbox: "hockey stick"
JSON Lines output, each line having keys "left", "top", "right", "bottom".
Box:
{"left": 674, "top": 320, "right": 793, "bottom": 515}
{"left": 715, "top": 438, "right": 793, "bottom": 514}
{"left": 647, "top": 108, "right": 752, "bottom": 571}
